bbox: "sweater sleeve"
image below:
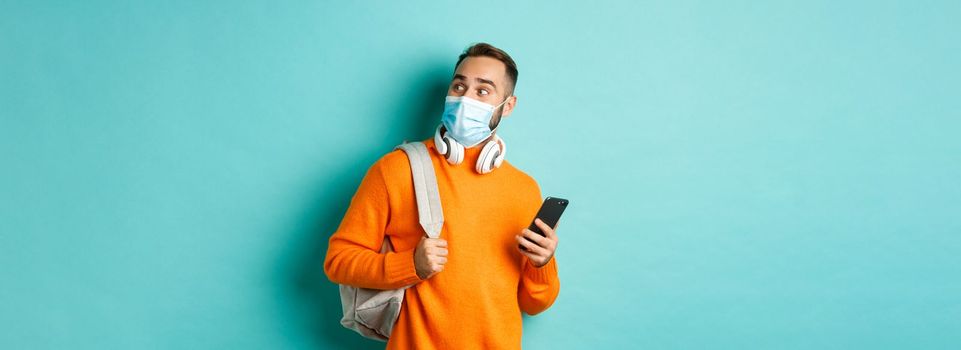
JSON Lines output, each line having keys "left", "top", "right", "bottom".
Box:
{"left": 323, "top": 159, "right": 423, "bottom": 290}
{"left": 518, "top": 256, "right": 560, "bottom": 315}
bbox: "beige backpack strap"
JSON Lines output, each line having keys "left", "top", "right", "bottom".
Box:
{"left": 393, "top": 142, "right": 444, "bottom": 238}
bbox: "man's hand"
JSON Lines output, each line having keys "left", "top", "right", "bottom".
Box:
{"left": 516, "top": 218, "right": 559, "bottom": 267}
{"left": 414, "top": 236, "right": 448, "bottom": 280}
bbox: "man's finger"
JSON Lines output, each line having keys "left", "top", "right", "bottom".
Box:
{"left": 428, "top": 246, "right": 446, "bottom": 256}
{"left": 521, "top": 228, "right": 549, "bottom": 247}
{"left": 519, "top": 248, "right": 548, "bottom": 267}
{"left": 519, "top": 247, "right": 537, "bottom": 261}
{"left": 516, "top": 235, "right": 547, "bottom": 256}
{"left": 534, "top": 218, "right": 556, "bottom": 239}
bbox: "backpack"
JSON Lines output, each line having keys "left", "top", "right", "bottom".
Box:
{"left": 338, "top": 141, "right": 444, "bottom": 341}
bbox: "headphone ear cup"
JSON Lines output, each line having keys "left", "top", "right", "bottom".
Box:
{"left": 446, "top": 136, "right": 465, "bottom": 165}
{"left": 434, "top": 125, "right": 448, "bottom": 155}
{"left": 493, "top": 135, "right": 506, "bottom": 168}
{"left": 476, "top": 139, "right": 500, "bottom": 174}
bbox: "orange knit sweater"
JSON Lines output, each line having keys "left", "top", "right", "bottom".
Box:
{"left": 324, "top": 137, "right": 560, "bottom": 349}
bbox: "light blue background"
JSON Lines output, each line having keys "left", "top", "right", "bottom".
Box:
{"left": 2, "top": 1, "right": 959, "bottom": 349}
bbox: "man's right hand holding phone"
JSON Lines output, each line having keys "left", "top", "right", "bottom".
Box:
{"left": 516, "top": 218, "right": 559, "bottom": 268}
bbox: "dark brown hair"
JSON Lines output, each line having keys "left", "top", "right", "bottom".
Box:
{"left": 455, "top": 43, "right": 518, "bottom": 95}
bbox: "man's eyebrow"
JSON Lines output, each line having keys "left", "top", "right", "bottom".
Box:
{"left": 475, "top": 77, "right": 497, "bottom": 89}
{"left": 452, "top": 74, "right": 498, "bottom": 90}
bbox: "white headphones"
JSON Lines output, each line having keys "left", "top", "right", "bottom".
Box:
{"left": 433, "top": 124, "right": 506, "bottom": 174}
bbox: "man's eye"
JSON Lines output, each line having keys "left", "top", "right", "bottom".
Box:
{"left": 453, "top": 85, "right": 464, "bottom": 91}
{"left": 479, "top": 89, "right": 489, "bottom": 95}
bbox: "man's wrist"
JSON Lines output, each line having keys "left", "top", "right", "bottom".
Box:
{"left": 527, "top": 256, "right": 553, "bottom": 268}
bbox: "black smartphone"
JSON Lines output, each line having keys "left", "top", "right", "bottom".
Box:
{"left": 520, "top": 196, "right": 570, "bottom": 251}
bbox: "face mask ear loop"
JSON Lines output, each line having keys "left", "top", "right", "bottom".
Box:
{"left": 495, "top": 95, "right": 512, "bottom": 109}
{"left": 489, "top": 95, "right": 512, "bottom": 130}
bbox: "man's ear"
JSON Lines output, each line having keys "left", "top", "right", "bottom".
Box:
{"left": 501, "top": 95, "right": 518, "bottom": 118}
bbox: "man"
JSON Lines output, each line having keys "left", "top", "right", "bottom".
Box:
{"left": 324, "top": 43, "right": 560, "bottom": 349}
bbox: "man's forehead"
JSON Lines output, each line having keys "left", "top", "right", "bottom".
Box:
{"left": 453, "top": 56, "right": 507, "bottom": 85}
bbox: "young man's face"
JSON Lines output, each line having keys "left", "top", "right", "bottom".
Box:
{"left": 447, "top": 56, "right": 517, "bottom": 129}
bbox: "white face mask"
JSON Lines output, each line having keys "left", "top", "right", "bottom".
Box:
{"left": 440, "top": 95, "right": 509, "bottom": 147}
